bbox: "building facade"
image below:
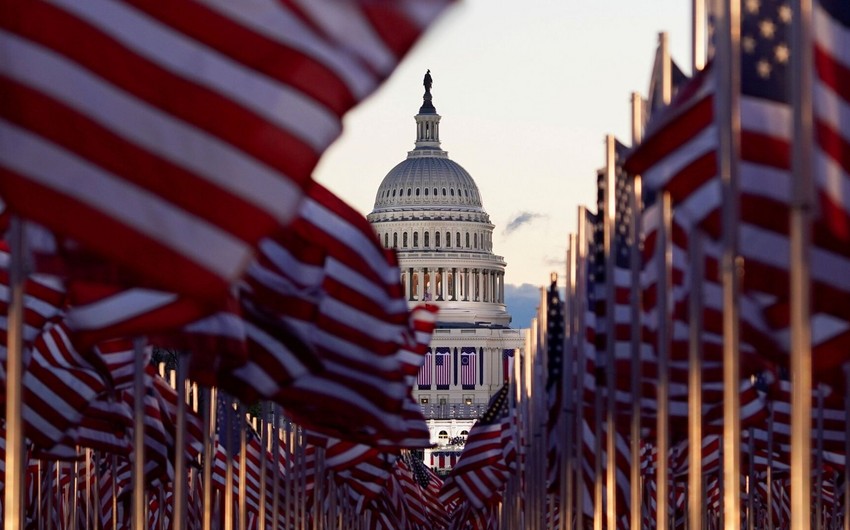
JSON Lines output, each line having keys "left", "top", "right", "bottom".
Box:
{"left": 367, "top": 73, "right": 525, "bottom": 472}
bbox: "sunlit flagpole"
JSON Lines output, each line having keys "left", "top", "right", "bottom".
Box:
{"left": 202, "top": 387, "right": 217, "bottom": 530}
{"left": 814, "top": 387, "right": 824, "bottom": 530}
{"left": 790, "top": 2, "right": 814, "bottom": 530}
{"left": 575, "top": 207, "right": 589, "bottom": 530}
{"left": 629, "top": 90, "right": 644, "bottom": 530}
{"left": 603, "top": 134, "right": 618, "bottom": 530}
{"left": 258, "top": 403, "right": 268, "bottom": 530}
{"left": 4, "top": 216, "right": 26, "bottom": 530}
{"left": 715, "top": 0, "right": 742, "bottom": 528}
{"left": 689, "top": 231, "right": 705, "bottom": 530}
{"left": 562, "top": 235, "right": 577, "bottom": 530}
{"left": 693, "top": 0, "right": 707, "bottom": 72}
{"left": 132, "top": 338, "right": 147, "bottom": 530}
{"left": 172, "top": 354, "right": 188, "bottom": 530}
{"left": 238, "top": 402, "right": 248, "bottom": 530}
{"left": 845, "top": 365, "right": 850, "bottom": 530}
{"left": 656, "top": 191, "right": 673, "bottom": 530}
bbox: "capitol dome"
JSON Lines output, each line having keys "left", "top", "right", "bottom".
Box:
{"left": 367, "top": 71, "right": 511, "bottom": 327}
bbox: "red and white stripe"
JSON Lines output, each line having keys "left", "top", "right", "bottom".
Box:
{"left": 0, "top": 0, "right": 453, "bottom": 300}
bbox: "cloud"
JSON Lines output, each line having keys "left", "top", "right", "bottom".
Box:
{"left": 504, "top": 283, "right": 543, "bottom": 330}
{"left": 503, "top": 211, "right": 546, "bottom": 236}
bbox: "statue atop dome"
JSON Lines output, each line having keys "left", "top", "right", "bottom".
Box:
{"left": 420, "top": 69, "right": 436, "bottom": 114}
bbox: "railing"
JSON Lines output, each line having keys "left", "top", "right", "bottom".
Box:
{"left": 420, "top": 403, "right": 488, "bottom": 419}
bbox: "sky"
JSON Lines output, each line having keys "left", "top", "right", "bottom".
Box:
{"left": 313, "top": 1, "right": 694, "bottom": 325}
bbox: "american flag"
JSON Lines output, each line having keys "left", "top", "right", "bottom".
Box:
{"left": 0, "top": 0, "right": 454, "bottom": 300}
{"left": 439, "top": 384, "right": 515, "bottom": 510}
{"left": 544, "top": 275, "right": 565, "bottom": 489}
{"left": 461, "top": 347, "right": 476, "bottom": 388}
{"left": 435, "top": 347, "right": 451, "bottom": 389}
{"left": 417, "top": 348, "right": 433, "bottom": 388}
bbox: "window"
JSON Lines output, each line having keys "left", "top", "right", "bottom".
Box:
{"left": 474, "top": 233, "right": 478, "bottom": 248}
{"left": 446, "top": 232, "right": 451, "bottom": 247}
{"left": 384, "top": 233, "right": 388, "bottom": 247}
{"left": 413, "top": 232, "right": 418, "bottom": 247}
{"left": 466, "top": 233, "right": 470, "bottom": 247}
{"left": 457, "top": 232, "right": 461, "bottom": 247}
{"left": 416, "top": 188, "right": 420, "bottom": 196}
{"left": 464, "top": 189, "right": 468, "bottom": 197}
{"left": 450, "top": 189, "right": 455, "bottom": 196}
{"left": 420, "top": 397, "right": 429, "bottom": 404}
{"left": 435, "top": 231, "right": 440, "bottom": 247}
{"left": 464, "top": 397, "right": 473, "bottom": 405}
{"left": 424, "top": 232, "right": 429, "bottom": 247}
{"left": 392, "top": 189, "right": 396, "bottom": 197}
{"left": 407, "top": 188, "right": 411, "bottom": 196}
{"left": 403, "top": 232, "right": 408, "bottom": 248}
{"left": 433, "top": 188, "right": 437, "bottom": 196}
{"left": 425, "top": 187, "right": 429, "bottom": 196}
{"left": 460, "top": 430, "right": 469, "bottom": 437}
{"left": 442, "top": 187, "right": 447, "bottom": 196}
{"left": 393, "top": 233, "right": 398, "bottom": 247}
{"left": 438, "top": 430, "right": 448, "bottom": 440}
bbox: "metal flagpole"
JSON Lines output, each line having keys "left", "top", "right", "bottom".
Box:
{"left": 202, "top": 387, "right": 218, "bottom": 530}
{"left": 603, "top": 134, "right": 618, "bottom": 530}
{"left": 284, "top": 419, "right": 292, "bottom": 530}
{"left": 575, "top": 207, "right": 588, "bottom": 530}
{"left": 4, "top": 216, "right": 26, "bottom": 530}
{"left": 715, "top": 0, "right": 743, "bottom": 528}
{"left": 845, "top": 365, "right": 850, "bottom": 530}
{"left": 688, "top": 231, "right": 704, "bottom": 530}
{"left": 172, "top": 354, "right": 188, "bottom": 530}
{"left": 815, "top": 387, "right": 825, "bottom": 530}
{"left": 45, "top": 460, "right": 54, "bottom": 530}
{"left": 747, "top": 428, "right": 755, "bottom": 530}
{"left": 790, "top": 2, "right": 815, "bottom": 530}
{"left": 630, "top": 90, "right": 644, "bottom": 530}
{"left": 271, "top": 408, "right": 281, "bottom": 530}
{"left": 693, "top": 0, "right": 707, "bottom": 72}
{"left": 656, "top": 191, "right": 673, "bottom": 530}
{"left": 224, "top": 395, "right": 235, "bottom": 530}
{"left": 258, "top": 403, "right": 268, "bottom": 530}
{"left": 238, "top": 403, "right": 248, "bottom": 530}
{"left": 562, "top": 235, "right": 577, "bottom": 530}
{"left": 132, "top": 338, "right": 147, "bottom": 530}
{"left": 767, "top": 405, "right": 775, "bottom": 530}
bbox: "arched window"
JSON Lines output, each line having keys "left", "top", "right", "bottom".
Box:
{"left": 435, "top": 231, "right": 440, "bottom": 247}
{"left": 392, "top": 189, "right": 396, "bottom": 197}
{"left": 415, "top": 188, "right": 420, "bottom": 196}
{"left": 464, "top": 189, "right": 468, "bottom": 197}
{"left": 450, "top": 188, "right": 455, "bottom": 196}
{"left": 438, "top": 430, "right": 448, "bottom": 441}
{"left": 425, "top": 187, "right": 429, "bottom": 196}
{"left": 446, "top": 232, "right": 451, "bottom": 247}
{"left": 413, "top": 232, "right": 419, "bottom": 247}
{"left": 403, "top": 232, "right": 408, "bottom": 248}
{"left": 424, "top": 232, "right": 429, "bottom": 247}
{"left": 442, "top": 187, "right": 447, "bottom": 196}
{"left": 457, "top": 232, "right": 461, "bottom": 247}
{"left": 393, "top": 233, "right": 398, "bottom": 247}
{"left": 384, "top": 233, "right": 388, "bottom": 247}
{"left": 433, "top": 188, "right": 437, "bottom": 196}
{"left": 466, "top": 233, "right": 470, "bottom": 248}
{"left": 407, "top": 188, "right": 411, "bottom": 196}
{"left": 460, "top": 430, "right": 469, "bottom": 437}
{"left": 474, "top": 233, "right": 478, "bottom": 248}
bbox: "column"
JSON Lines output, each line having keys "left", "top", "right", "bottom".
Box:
{"left": 417, "top": 268, "right": 424, "bottom": 301}
{"left": 408, "top": 267, "right": 415, "bottom": 301}
{"left": 451, "top": 267, "right": 457, "bottom": 301}
{"left": 437, "top": 267, "right": 444, "bottom": 301}
{"left": 477, "top": 269, "right": 483, "bottom": 302}
{"left": 464, "top": 268, "right": 469, "bottom": 301}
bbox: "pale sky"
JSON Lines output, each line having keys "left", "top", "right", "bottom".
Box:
{"left": 314, "top": 1, "right": 692, "bottom": 293}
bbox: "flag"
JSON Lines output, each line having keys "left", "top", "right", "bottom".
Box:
{"left": 0, "top": 0, "right": 454, "bottom": 299}
{"left": 435, "top": 348, "right": 451, "bottom": 389}
{"left": 440, "top": 384, "right": 515, "bottom": 510}
{"left": 460, "top": 347, "right": 476, "bottom": 388}
{"left": 418, "top": 348, "right": 433, "bottom": 388}
{"left": 544, "top": 274, "right": 565, "bottom": 488}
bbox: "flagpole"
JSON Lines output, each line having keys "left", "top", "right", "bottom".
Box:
{"left": 132, "top": 338, "right": 147, "bottom": 530}
{"left": 814, "top": 387, "right": 824, "bottom": 530}
{"left": 688, "top": 231, "right": 704, "bottom": 530}
{"left": 4, "top": 215, "right": 26, "bottom": 530}
{"left": 603, "top": 134, "right": 618, "bottom": 530}
{"left": 224, "top": 394, "right": 234, "bottom": 530}
{"left": 845, "top": 365, "right": 850, "bottom": 530}
{"left": 575, "top": 207, "right": 589, "bottom": 530}
{"left": 172, "top": 354, "right": 188, "bottom": 530}
{"left": 258, "top": 403, "right": 268, "bottom": 530}
{"left": 790, "top": 2, "right": 814, "bottom": 530}
{"left": 715, "top": 0, "right": 742, "bottom": 528}
{"left": 692, "top": 0, "right": 706, "bottom": 72}
{"left": 630, "top": 90, "right": 644, "bottom": 530}
{"left": 656, "top": 191, "right": 673, "bottom": 530}
{"left": 238, "top": 402, "right": 248, "bottom": 530}
{"left": 767, "top": 404, "right": 775, "bottom": 530}
{"left": 562, "top": 235, "right": 577, "bottom": 530}
{"left": 202, "top": 387, "right": 217, "bottom": 530}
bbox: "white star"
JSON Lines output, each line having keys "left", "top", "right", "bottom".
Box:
{"left": 757, "top": 59, "right": 772, "bottom": 78}
{"left": 743, "top": 36, "right": 757, "bottom": 54}
{"left": 745, "top": 0, "right": 760, "bottom": 14}
{"left": 775, "top": 43, "right": 789, "bottom": 64}
{"left": 760, "top": 20, "right": 777, "bottom": 39}
{"left": 778, "top": 5, "right": 792, "bottom": 24}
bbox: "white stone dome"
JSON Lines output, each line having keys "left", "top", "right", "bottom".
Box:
{"left": 373, "top": 155, "right": 484, "bottom": 211}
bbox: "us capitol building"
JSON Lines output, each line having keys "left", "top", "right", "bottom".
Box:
{"left": 367, "top": 72, "right": 525, "bottom": 471}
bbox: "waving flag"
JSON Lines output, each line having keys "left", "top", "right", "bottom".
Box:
{"left": 0, "top": 0, "right": 454, "bottom": 299}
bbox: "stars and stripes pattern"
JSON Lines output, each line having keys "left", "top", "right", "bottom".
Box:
{"left": 435, "top": 347, "right": 451, "bottom": 389}
{"left": 460, "top": 347, "right": 476, "bottom": 389}
{"left": 0, "top": 0, "right": 454, "bottom": 300}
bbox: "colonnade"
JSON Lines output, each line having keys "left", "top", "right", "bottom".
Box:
{"left": 401, "top": 266, "right": 505, "bottom": 303}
